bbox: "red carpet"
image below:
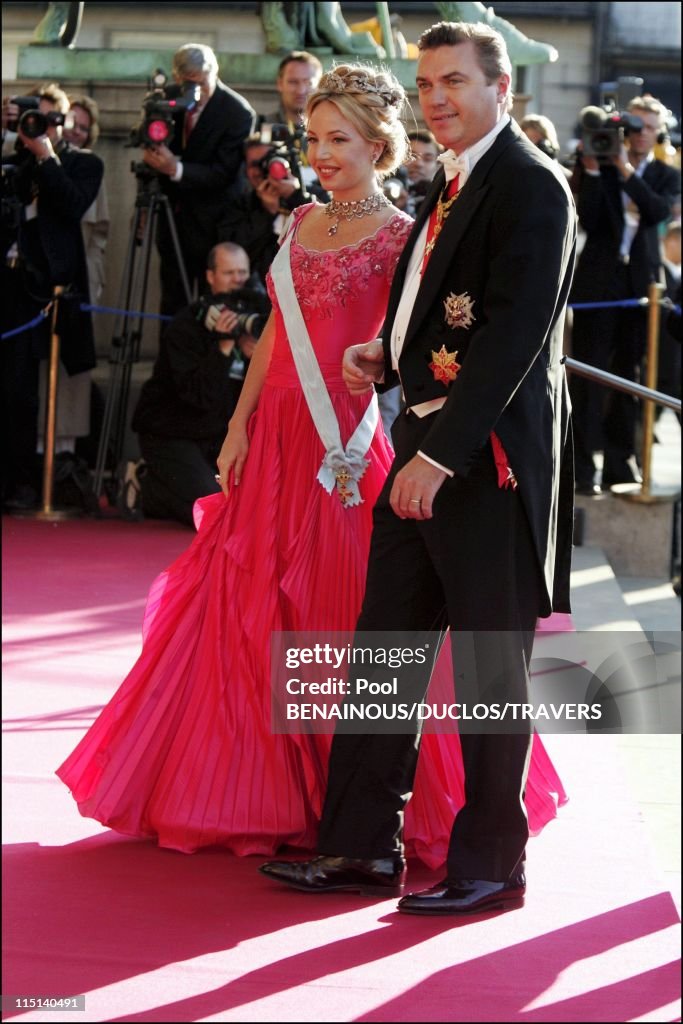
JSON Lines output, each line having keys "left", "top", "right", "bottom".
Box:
{"left": 2, "top": 517, "right": 680, "bottom": 1022}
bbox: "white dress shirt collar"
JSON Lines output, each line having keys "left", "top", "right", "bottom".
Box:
{"left": 436, "top": 114, "right": 511, "bottom": 190}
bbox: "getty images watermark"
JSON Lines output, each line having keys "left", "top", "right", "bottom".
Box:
{"left": 270, "top": 631, "right": 681, "bottom": 735}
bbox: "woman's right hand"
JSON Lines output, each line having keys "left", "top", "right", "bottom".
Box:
{"left": 216, "top": 422, "right": 249, "bottom": 496}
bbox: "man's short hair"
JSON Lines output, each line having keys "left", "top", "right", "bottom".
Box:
{"left": 417, "top": 21, "right": 512, "bottom": 84}
{"left": 628, "top": 95, "right": 667, "bottom": 124}
{"left": 244, "top": 133, "right": 266, "bottom": 151}
{"left": 38, "top": 82, "right": 70, "bottom": 115}
{"left": 277, "top": 50, "right": 323, "bottom": 79}
{"left": 407, "top": 129, "right": 441, "bottom": 150}
{"left": 173, "top": 43, "right": 219, "bottom": 80}
{"left": 207, "top": 241, "right": 249, "bottom": 271}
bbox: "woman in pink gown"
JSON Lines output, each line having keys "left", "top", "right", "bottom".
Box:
{"left": 57, "top": 66, "right": 566, "bottom": 871}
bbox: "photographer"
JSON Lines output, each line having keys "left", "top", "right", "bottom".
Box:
{"left": 570, "top": 94, "right": 680, "bottom": 493}
{"left": 131, "top": 242, "right": 270, "bottom": 527}
{"left": 1, "top": 83, "right": 103, "bottom": 510}
{"left": 141, "top": 43, "right": 255, "bottom": 317}
{"left": 218, "top": 132, "right": 325, "bottom": 287}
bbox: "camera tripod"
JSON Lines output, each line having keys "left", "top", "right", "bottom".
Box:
{"left": 93, "top": 163, "right": 191, "bottom": 500}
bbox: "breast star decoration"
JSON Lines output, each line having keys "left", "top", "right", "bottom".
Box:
{"left": 429, "top": 346, "right": 462, "bottom": 385}
{"left": 444, "top": 291, "right": 476, "bottom": 330}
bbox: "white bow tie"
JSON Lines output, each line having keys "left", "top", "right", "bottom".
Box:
{"left": 437, "top": 150, "right": 469, "bottom": 183}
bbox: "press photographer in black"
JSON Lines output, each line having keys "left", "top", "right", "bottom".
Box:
{"left": 570, "top": 94, "right": 680, "bottom": 492}
{"left": 132, "top": 242, "right": 270, "bottom": 527}
{"left": 141, "top": 43, "right": 255, "bottom": 317}
{"left": 1, "top": 83, "right": 103, "bottom": 510}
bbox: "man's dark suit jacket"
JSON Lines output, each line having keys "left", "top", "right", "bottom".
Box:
{"left": 162, "top": 80, "right": 255, "bottom": 270}
{"left": 15, "top": 141, "right": 104, "bottom": 374}
{"left": 571, "top": 158, "right": 680, "bottom": 302}
{"left": 380, "top": 120, "right": 577, "bottom": 614}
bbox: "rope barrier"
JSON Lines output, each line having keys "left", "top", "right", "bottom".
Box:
{"left": 1, "top": 301, "right": 172, "bottom": 340}
{"left": 79, "top": 303, "right": 173, "bottom": 322}
{"left": 1, "top": 304, "right": 52, "bottom": 340}
{"left": 2, "top": 296, "right": 678, "bottom": 343}
{"left": 568, "top": 298, "right": 648, "bottom": 311}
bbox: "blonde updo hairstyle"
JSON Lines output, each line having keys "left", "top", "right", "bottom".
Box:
{"left": 306, "top": 64, "right": 411, "bottom": 179}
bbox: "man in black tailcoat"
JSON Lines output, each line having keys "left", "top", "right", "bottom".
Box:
{"left": 261, "top": 21, "right": 576, "bottom": 916}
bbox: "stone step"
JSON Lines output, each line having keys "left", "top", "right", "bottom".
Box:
{"left": 569, "top": 543, "right": 644, "bottom": 631}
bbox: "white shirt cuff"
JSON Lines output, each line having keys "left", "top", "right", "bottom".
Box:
{"left": 417, "top": 450, "right": 454, "bottom": 477}
{"left": 171, "top": 159, "right": 183, "bottom": 182}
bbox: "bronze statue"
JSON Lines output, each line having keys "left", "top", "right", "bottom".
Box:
{"left": 435, "top": 2, "right": 558, "bottom": 64}
{"left": 31, "top": 2, "right": 84, "bottom": 47}
{"left": 262, "top": 2, "right": 382, "bottom": 57}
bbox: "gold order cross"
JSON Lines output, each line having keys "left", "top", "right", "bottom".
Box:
{"left": 334, "top": 467, "right": 354, "bottom": 505}
{"left": 423, "top": 184, "right": 461, "bottom": 260}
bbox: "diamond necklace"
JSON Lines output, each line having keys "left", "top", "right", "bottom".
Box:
{"left": 324, "top": 191, "right": 392, "bottom": 236}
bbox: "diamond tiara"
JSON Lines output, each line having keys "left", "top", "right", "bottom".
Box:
{"left": 320, "top": 71, "right": 402, "bottom": 108}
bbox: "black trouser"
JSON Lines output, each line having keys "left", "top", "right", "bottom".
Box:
{"left": 1, "top": 267, "right": 47, "bottom": 497}
{"left": 570, "top": 264, "right": 647, "bottom": 485}
{"left": 318, "top": 410, "right": 542, "bottom": 882}
{"left": 138, "top": 434, "right": 221, "bottom": 527}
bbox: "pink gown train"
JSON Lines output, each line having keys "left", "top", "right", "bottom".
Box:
{"left": 57, "top": 206, "right": 567, "bottom": 869}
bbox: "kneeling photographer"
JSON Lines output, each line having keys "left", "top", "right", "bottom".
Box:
{"left": 132, "top": 242, "right": 270, "bottom": 526}
{"left": 2, "top": 83, "right": 103, "bottom": 510}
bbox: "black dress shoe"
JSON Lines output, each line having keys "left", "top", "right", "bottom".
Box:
{"left": 259, "top": 855, "right": 406, "bottom": 896}
{"left": 397, "top": 875, "right": 526, "bottom": 915}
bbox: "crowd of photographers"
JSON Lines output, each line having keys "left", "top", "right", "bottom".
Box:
{"left": 2, "top": 43, "right": 681, "bottom": 522}
{"left": 569, "top": 94, "right": 681, "bottom": 493}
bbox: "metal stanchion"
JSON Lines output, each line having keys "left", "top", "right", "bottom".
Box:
{"left": 617, "top": 281, "right": 678, "bottom": 504}
{"left": 17, "top": 285, "right": 82, "bottom": 521}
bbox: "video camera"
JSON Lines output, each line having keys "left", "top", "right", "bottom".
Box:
{"left": 255, "top": 122, "right": 308, "bottom": 195}
{"left": 129, "top": 70, "right": 200, "bottom": 148}
{"left": 579, "top": 107, "right": 643, "bottom": 159}
{"left": 579, "top": 76, "right": 644, "bottom": 159}
{"left": 6, "top": 96, "right": 69, "bottom": 139}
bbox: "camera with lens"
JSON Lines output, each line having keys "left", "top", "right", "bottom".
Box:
{"left": 7, "top": 96, "right": 67, "bottom": 139}
{"left": 197, "top": 288, "right": 268, "bottom": 342}
{"left": 254, "top": 122, "right": 308, "bottom": 196}
{"left": 579, "top": 106, "right": 643, "bottom": 159}
{"left": 579, "top": 75, "right": 645, "bottom": 160}
{"left": 197, "top": 287, "right": 269, "bottom": 381}
{"left": 129, "top": 70, "right": 200, "bottom": 148}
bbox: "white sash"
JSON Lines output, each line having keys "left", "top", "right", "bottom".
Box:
{"left": 270, "top": 227, "right": 379, "bottom": 507}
